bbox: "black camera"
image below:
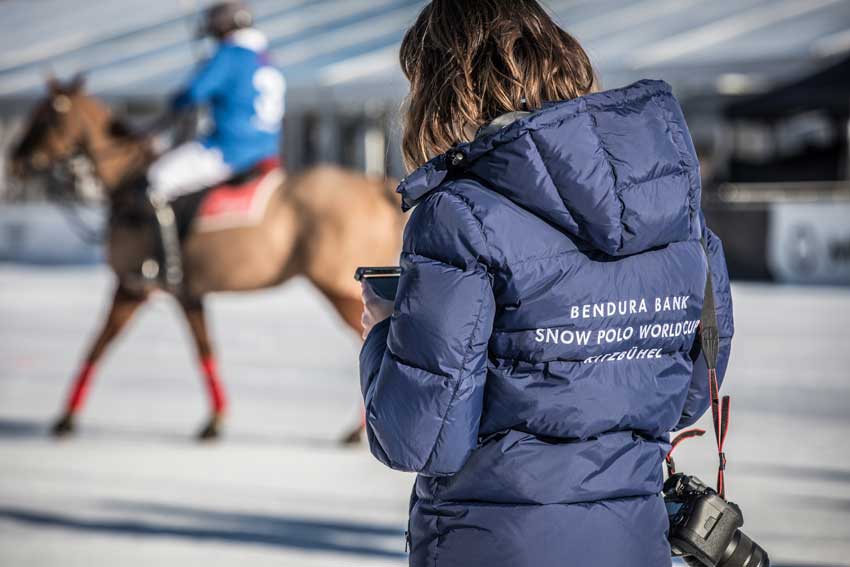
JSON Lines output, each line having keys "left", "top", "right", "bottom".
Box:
{"left": 664, "top": 473, "right": 769, "bottom": 567}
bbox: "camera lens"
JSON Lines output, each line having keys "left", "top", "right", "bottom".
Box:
{"left": 720, "top": 530, "right": 770, "bottom": 567}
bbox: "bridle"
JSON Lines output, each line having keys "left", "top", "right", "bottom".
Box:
{"left": 36, "top": 103, "right": 153, "bottom": 244}
{"left": 44, "top": 153, "right": 108, "bottom": 244}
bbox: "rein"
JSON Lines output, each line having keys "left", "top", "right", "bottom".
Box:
{"left": 46, "top": 157, "right": 106, "bottom": 244}
{"left": 46, "top": 121, "right": 153, "bottom": 245}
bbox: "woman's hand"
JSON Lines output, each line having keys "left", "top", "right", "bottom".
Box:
{"left": 360, "top": 281, "right": 394, "bottom": 340}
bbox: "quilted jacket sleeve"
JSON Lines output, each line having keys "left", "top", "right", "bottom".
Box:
{"left": 359, "top": 189, "right": 496, "bottom": 476}
{"left": 675, "top": 220, "right": 735, "bottom": 430}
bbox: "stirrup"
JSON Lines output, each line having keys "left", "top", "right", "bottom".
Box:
{"left": 148, "top": 194, "right": 184, "bottom": 291}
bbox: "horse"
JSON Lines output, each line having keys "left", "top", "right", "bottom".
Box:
{"left": 9, "top": 76, "right": 406, "bottom": 441}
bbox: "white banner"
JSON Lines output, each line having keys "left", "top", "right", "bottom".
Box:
{"left": 768, "top": 201, "right": 850, "bottom": 285}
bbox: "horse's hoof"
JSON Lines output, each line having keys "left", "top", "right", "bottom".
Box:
{"left": 340, "top": 425, "right": 365, "bottom": 446}
{"left": 51, "top": 414, "right": 76, "bottom": 438}
{"left": 197, "top": 415, "right": 223, "bottom": 441}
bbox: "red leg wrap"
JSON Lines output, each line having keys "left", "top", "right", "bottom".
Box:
{"left": 67, "top": 362, "right": 96, "bottom": 413}
{"left": 201, "top": 356, "right": 227, "bottom": 414}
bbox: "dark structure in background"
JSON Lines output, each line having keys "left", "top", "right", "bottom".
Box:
{"left": 704, "top": 55, "right": 850, "bottom": 282}
{"left": 726, "top": 54, "right": 850, "bottom": 184}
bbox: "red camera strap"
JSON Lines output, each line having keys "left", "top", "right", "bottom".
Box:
{"left": 709, "top": 367, "right": 731, "bottom": 498}
{"left": 665, "top": 428, "right": 705, "bottom": 475}
{"left": 665, "top": 239, "right": 731, "bottom": 498}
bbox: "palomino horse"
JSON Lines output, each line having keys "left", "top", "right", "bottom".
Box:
{"left": 9, "top": 76, "right": 405, "bottom": 440}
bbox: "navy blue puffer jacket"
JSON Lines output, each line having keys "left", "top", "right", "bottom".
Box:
{"left": 360, "top": 80, "right": 734, "bottom": 567}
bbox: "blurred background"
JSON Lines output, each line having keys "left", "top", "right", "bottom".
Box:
{"left": 1, "top": 0, "right": 849, "bottom": 566}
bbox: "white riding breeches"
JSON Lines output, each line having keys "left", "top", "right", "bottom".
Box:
{"left": 147, "top": 141, "right": 232, "bottom": 201}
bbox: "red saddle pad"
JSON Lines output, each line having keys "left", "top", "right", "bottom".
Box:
{"left": 196, "top": 159, "right": 285, "bottom": 232}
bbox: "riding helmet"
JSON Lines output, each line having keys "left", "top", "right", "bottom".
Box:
{"left": 199, "top": 1, "right": 254, "bottom": 39}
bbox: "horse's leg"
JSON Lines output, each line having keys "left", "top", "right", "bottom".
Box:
{"left": 179, "top": 296, "right": 227, "bottom": 441}
{"left": 52, "top": 285, "right": 147, "bottom": 437}
{"left": 311, "top": 285, "right": 367, "bottom": 445}
{"left": 324, "top": 292, "right": 364, "bottom": 337}
{"left": 330, "top": 296, "right": 368, "bottom": 446}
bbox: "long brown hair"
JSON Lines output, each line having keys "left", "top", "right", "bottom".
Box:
{"left": 400, "top": 0, "right": 596, "bottom": 171}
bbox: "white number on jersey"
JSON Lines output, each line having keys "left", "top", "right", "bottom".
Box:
{"left": 252, "top": 67, "right": 286, "bottom": 132}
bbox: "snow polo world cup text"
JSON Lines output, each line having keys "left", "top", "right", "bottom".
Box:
{"left": 533, "top": 295, "right": 700, "bottom": 364}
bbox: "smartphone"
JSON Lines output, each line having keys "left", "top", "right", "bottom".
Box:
{"left": 355, "top": 266, "right": 401, "bottom": 301}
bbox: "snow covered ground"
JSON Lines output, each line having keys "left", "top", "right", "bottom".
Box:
{"left": 0, "top": 266, "right": 848, "bottom": 566}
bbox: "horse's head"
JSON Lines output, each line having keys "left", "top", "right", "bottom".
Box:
{"left": 10, "top": 74, "right": 111, "bottom": 178}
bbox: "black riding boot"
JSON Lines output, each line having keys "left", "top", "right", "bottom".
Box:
{"left": 147, "top": 193, "right": 184, "bottom": 292}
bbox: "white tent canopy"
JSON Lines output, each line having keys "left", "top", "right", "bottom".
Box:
{"left": 1, "top": 0, "right": 848, "bottom": 102}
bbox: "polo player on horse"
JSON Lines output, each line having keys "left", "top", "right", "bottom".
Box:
{"left": 8, "top": 3, "right": 403, "bottom": 443}
{"left": 149, "top": 1, "right": 285, "bottom": 287}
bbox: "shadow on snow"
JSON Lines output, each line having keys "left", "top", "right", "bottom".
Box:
{"left": 0, "top": 501, "right": 406, "bottom": 560}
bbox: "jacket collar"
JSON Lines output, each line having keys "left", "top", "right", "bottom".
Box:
{"left": 227, "top": 28, "right": 268, "bottom": 53}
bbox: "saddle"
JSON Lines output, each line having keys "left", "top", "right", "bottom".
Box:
{"left": 143, "top": 158, "right": 283, "bottom": 291}
{"left": 170, "top": 158, "right": 284, "bottom": 239}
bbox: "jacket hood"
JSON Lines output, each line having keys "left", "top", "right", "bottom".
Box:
{"left": 397, "top": 80, "right": 702, "bottom": 257}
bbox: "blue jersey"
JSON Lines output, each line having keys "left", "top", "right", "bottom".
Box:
{"left": 172, "top": 29, "right": 284, "bottom": 172}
